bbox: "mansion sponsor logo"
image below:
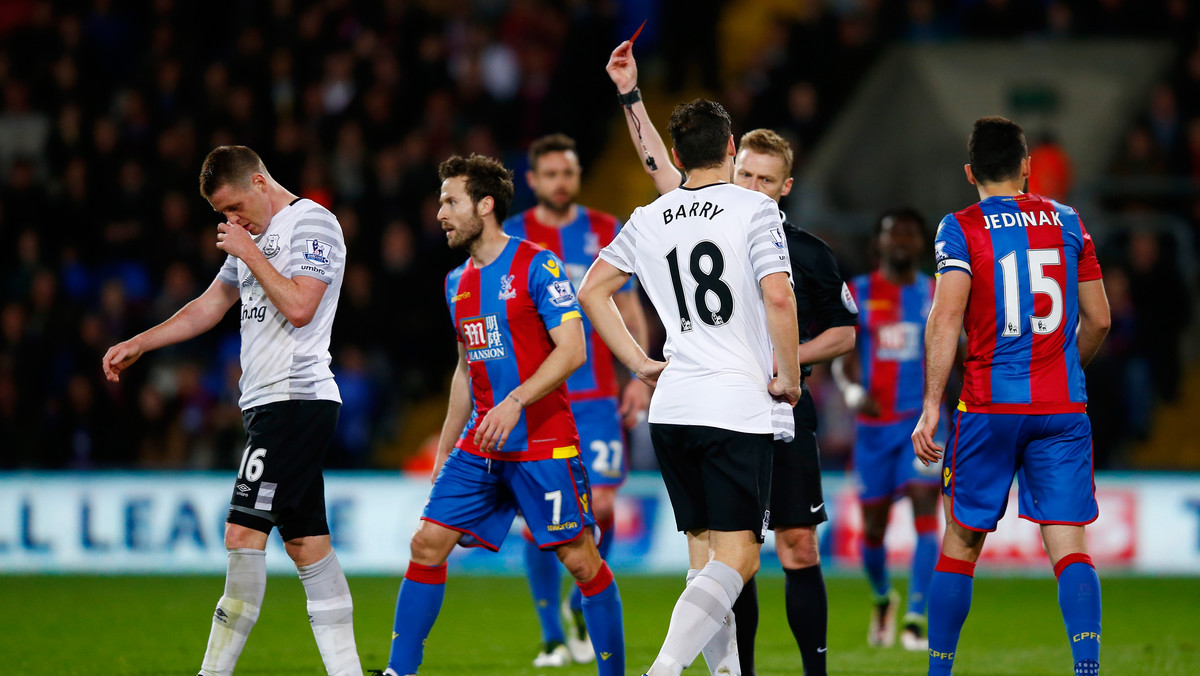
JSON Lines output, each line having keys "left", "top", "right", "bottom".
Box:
{"left": 460, "top": 314, "right": 506, "bottom": 362}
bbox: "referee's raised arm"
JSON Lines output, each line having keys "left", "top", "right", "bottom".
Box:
{"left": 606, "top": 40, "right": 682, "bottom": 195}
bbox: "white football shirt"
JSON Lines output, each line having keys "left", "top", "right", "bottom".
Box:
{"left": 215, "top": 198, "right": 344, "bottom": 410}
{"left": 600, "top": 183, "right": 793, "bottom": 436}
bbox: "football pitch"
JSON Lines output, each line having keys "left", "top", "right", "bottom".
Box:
{"left": 2, "top": 574, "right": 1196, "bottom": 675}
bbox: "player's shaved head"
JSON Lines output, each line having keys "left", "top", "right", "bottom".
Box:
{"left": 439, "top": 153, "right": 515, "bottom": 223}
{"left": 740, "top": 129, "right": 794, "bottom": 176}
{"left": 528, "top": 133, "right": 577, "bottom": 172}
{"left": 199, "top": 145, "right": 266, "bottom": 200}
{"left": 968, "top": 116, "right": 1027, "bottom": 185}
{"left": 668, "top": 98, "right": 732, "bottom": 172}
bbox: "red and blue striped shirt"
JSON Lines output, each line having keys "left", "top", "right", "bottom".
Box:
{"left": 934, "top": 193, "right": 1103, "bottom": 414}
{"left": 444, "top": 237, "right": 582, "bottom": 460}
{"left": 848, "top": 270, "right": 934, "bottom": 424}
{"left": 504, "top": 207, "right": 632, "bottom": 402}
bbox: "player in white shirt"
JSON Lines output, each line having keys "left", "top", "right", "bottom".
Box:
{"left": 101, "top": 146, "right": 362, "bottom": 676}
{"left": 578, "top": 99, "right": 802, "bottom": 676}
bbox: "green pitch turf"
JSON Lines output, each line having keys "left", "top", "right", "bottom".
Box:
{"left": 1, "top": 574, "right": 1196, "bottom": 675}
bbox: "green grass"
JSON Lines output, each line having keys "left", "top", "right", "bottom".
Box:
{"left": 1, "top": 574, "right": 1196, "bottom": 675}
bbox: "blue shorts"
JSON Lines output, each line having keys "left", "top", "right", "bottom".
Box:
{"left": 423, "top": 449, "right": 596, "bottom": 551}
{"left": 945, "top": 410, "right": 1097, "bottom": 532}
{"left": 572, "top": 397, "right": 627, "bottom": 488}
{"left": 853, "top": 413, "right": 942, "bottom": 502}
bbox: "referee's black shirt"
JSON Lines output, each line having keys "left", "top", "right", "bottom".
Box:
{"left": 782, "top": 216, "right": 858, "bottom": 431}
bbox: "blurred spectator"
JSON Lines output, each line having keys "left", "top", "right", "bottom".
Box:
{"left": 0, "top": 79, "right": 50, "bottom": 179}
{"left": 1126, "top": 230, "right": 1192, "bottom": 404}
{"left": 902, "top": 0, "right": 953, "bottom": 43}
{"left": 1145, "top": 84, "right": 1181, "bottom": 159}
{"left": 1112, "top": 126, "right": 1167, "bottom": 178}
{"left": 1028, "top": 132, "right": 1074, "bottom": 200}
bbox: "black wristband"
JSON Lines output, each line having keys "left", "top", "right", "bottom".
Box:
{"left": 617, "top": 88, "right": 641, "bottom": 106}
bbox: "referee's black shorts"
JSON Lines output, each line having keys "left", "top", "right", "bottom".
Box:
{"left": 768, "top": 423, "right": 827, "bottom": 528}
{"left": 650, "top": 423, "right": 773, "bottom": 542}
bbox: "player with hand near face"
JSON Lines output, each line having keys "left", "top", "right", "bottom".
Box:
{"left": 103, "top": 145, "right": 362, "bottom": 676}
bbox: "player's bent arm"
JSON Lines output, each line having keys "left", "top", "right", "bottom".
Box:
{"left": 761, "top": 271, "right": 801, "bottom": 388}
{"left": 613, "top": 288, "right": 652, "bottom": 420}
{"left": 797, "top": 325, "right": 855, "bottom": 367}
{"left": 621, "top": 98, "right": 683, "bottom": 195}
{"left": 605, "top": 41, "right": 683, "bottom": 195}
{"left": 102, "top": 278, "right": 239, "bottom": 382}
{"left": 579, "top": 259, "right": 656, "bottom": 376}
{"left": 473, "top": 320, "right": 585, "bottom": 453}
{"left": 613, "top": 289, "right": 650, "bottom": 350}
{"left": 241, "top": 248, "right": 328, "bottom": 328}
{"left": 922, "top": 271, "right": 970, "bottom": 409}
{"left": 508, "top": 318, "right": 587, "bottom": 407}
{"left": 433, "top": 345, "right": 474, "bottom": 480}
{"left": 1076, "top": 278, "right": 1111, "bottom": 368}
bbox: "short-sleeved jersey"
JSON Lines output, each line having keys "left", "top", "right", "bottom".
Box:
{"left": 783, "top": 219, "right": 859, "bottom": 431}
{"left": 849, "top": 270, "right": 934, "bottom": 423}
{"left": 215, "top": 198, "right": 344, "bottom": 410}
{"left": 934, "top": 193, "right": 1103, "bottom": 414}
{"left": 503, "top": 206, "right": 632, "bottom": 402}
{"left": 600, "top": 183, "right": 793, "bottom": 436}
{"left": 786, "top": 221, "right": 859, "bottom": 346}
{"left": 445, "top": 237, "right": 582, "bottom": 460}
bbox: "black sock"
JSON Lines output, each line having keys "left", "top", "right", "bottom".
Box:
{"left": 731, "top": 574, "right": 758, "bottom": 676}
{"left": 785, "top": 564, "right": 828, "bottom": 676}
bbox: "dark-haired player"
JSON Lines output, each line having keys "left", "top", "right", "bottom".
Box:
{"left": 832, "top": 207, "right": 941, "bottom": 651}
{"left": 102, "top": 145, "right": 362, "bottom": 676}
{"left": 579, "top": 98, "right": 802, "bottom": 676}
{"left": 504, "top": 133, "right": 650, "bottom": 667}
{"left": 606, "top": 40, "right": 855, "bottom": 676}
{"left": 379, "top": 154, "right": 624, "bottom": 676}
{"left": 913, "top": 116, "right": 1110, "bottom": 676}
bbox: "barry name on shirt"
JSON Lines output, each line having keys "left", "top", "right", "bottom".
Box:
{"left": 663, "top": 199, "right": 725, "bottom": 224}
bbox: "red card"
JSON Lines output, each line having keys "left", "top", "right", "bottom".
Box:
{"left": 630, "top": 19, "right": 646, "bottom": 44}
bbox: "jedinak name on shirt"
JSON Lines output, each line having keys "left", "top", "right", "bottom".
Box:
{"left": 983, "top": 210, "right": 1063, "bottom": 230}
{"left": 663, "top": 201, "right": 724, "bottom": 224}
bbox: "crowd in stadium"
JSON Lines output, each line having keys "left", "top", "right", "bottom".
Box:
{"left": 0, "top": 0, "right": 1196, "bottom": 470}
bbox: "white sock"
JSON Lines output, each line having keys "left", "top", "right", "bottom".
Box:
{"left": 298, "top": 550, "right": 363, "bottom": 676}
{"left": 200, "top": 548, "right": 266, "bottom": 676}
{"left": 649, "top": 562, "right": 744, "bottom": 676}
{"left": 687, "top": 569, "right": 741, "bottom": 676}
